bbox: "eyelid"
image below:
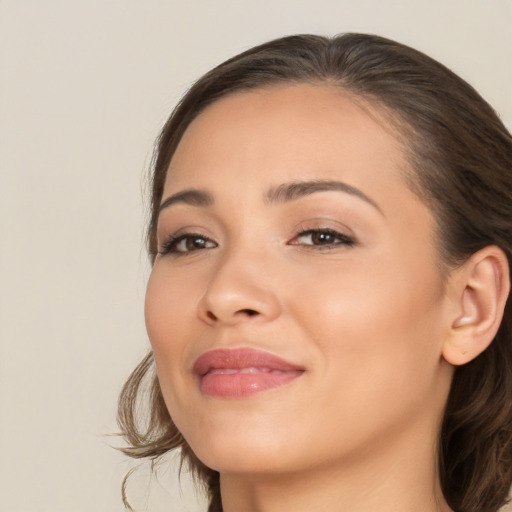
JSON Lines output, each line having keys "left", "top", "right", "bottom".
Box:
{"left": 158, "top": 228, "right": 218, "bottom": 256}
{"left": 287, "top": 218, "right": 358, "bottom": 248}
{"left": 289, "top": 228, "right": 355, "bottom": 247}
{"left": 292, "top": 218, "right": 355, "bottom": 237}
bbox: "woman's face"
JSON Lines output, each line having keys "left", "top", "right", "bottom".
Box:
{"left": 145, "top": 85, "right": 454, "bottom": 476}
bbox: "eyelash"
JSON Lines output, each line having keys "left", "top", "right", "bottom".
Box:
{"left": 159, "top": 232, "right": 217, "bottom": 255}
{"left": 289, "top": 228, "right": 356, "bottom": 249}
{"left": 158, "top": 228, "right": 355, "bottom": 256}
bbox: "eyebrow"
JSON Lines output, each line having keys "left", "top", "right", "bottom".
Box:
{"left": 265, "top": 179, "right": 382, "bottom": 213}
{"left": 159, "top": 189, "right": 214, "bottom": 212}
{"left": 159, "top": 179, "right": 382, "bottom": 215}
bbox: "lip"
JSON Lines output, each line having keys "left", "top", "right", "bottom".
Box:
{"left": 193, "top": 348, "right": 305, "bottom": 399}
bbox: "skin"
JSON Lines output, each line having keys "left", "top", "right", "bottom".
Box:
{"left": 145, "top": 84, "right": 458, "bottom": 512}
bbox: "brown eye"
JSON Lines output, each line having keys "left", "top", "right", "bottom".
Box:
{"left": 160, "top": 234, "right": 217, "bottom": 255}
{"left": 310, "top": 231, "right": 338, "bottom": 245}
{"left": 290, "top": 229, "right": 355, "bottom": 248}
{"left": 183, "top": 236, "right": 211, "bottom": 251}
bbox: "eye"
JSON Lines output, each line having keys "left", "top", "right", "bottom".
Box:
{"left": 289, "top": 228, "right": 355, "bottom": 248}
{"left": 159, "top": 233, "right": 217, "bottom": 255}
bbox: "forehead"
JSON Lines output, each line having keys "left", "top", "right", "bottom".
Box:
{"left": 164, "top": 84, "right": 410, "bottom": 201}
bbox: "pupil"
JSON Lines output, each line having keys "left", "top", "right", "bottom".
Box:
{"left": 313, "top": 232, "right": 333, "bottom": 244}
{"left": 189, "top": 237, "right": 205, "bottom": 249}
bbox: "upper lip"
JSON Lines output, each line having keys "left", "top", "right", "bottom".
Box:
{"left": 193, "top": 348, "right": 305, "bottom": 376}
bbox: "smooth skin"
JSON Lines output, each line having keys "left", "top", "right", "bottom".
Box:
{"left": 145, "top": 84, "right": 509, "bottom": 512}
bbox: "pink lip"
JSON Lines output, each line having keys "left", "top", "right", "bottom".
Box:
{"left": 193, "top": 348, "right": 305, "bottom": 399}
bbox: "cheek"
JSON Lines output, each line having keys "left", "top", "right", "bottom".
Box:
{"left": 145, "top": 269, "right": 172, "bottom": 353}
{"left": 289, "top": 248, "right": 446, "bottom": 379}
{"left": 144, "top": 266, "right": 199, "bottom": 382}
{"left": 289, "top": 262, "right": 447, "bottom": 446}
{"left": 144, "top": 265, "right": 207, "bottom": 433}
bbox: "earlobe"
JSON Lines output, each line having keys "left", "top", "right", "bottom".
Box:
{"left": 442, "top": 246, "right": 510, "bottom": 366}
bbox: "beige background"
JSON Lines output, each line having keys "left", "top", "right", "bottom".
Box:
{"left": 1, "top": 1, "right": 511, "bottom": 511}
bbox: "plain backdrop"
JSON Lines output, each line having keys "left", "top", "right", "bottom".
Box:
{"left": 1, "top": 1, "right": 511, "bottom": 511}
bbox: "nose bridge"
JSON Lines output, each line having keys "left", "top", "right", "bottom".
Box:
{"left": 198, "top": 235, "right": 280, "bottom": 324}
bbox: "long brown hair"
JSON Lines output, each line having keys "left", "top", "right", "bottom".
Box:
{"left": 118, "top": 33, "right": 512, "bottom": 512}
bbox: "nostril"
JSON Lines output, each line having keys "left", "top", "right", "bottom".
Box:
{"left": 239, "top": 309, "right": 259, "bottom": 316}
{"left": 203, "top": 308, "right": 260, "bottom": 323}
{"left": 206, "top": 311, "right": 217, "bottom": 321}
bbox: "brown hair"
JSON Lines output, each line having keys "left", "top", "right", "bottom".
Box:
{"left": 118, "top": 33, "right": 512, "bottom": 512}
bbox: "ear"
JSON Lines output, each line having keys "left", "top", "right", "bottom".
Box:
{"left": 442, "top": 246, "right": 510, "bottom": 366}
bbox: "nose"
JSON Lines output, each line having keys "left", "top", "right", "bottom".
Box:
{"left": 197, "top": 249, "right": 281, "bottom": 326}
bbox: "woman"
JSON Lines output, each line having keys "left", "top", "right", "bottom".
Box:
{"left": 118, "top": 33, "right": 512, "bottom": 512}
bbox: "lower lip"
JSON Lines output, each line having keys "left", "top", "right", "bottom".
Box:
{"left": 199, "top": 369, "right": 303, "bottom": 398}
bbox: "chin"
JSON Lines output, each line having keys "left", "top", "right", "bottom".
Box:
{"left": 182, "top": 421, "right": 305, "bottom": 475}
{"left": 194, "top": 446, "right": 297, "bottom": 476}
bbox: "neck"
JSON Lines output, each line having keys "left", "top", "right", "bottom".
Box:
{"left": 218, "top": 421, "right": 451, "bottom": 512}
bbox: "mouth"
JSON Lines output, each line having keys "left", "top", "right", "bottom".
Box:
{"left": 193, "top": 348, "right": 305, "bottom": 399}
